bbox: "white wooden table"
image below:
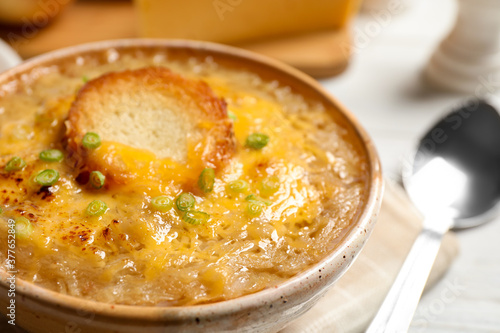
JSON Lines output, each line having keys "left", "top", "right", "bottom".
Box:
{"left": 320, "top": 0, "right": 500, "bottom": 331}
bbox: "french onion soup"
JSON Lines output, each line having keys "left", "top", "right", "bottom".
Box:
{"left": 0, "top": 50, "right": 368, "bottom": 306}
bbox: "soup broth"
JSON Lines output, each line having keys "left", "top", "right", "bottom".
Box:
{"left": 0, "top": 50, "right": 368, "bottom": 306}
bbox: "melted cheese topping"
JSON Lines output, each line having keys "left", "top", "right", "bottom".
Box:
{"left": 0, "top": 53, "right": 368, "bottom": 306}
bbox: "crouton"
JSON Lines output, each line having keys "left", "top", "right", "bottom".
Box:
{"left": 65, "top": 67, "right": 235, "bottom": 184}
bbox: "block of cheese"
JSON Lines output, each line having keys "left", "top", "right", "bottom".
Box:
{"left": 134, "top": 0, "right": 360, "bottom": 44}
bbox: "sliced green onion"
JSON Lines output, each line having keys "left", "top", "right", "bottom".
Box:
{"left": 226, "top": 179, "right": 248, "bottom": 193}
{"left": 39, "top": 149, "right": 64, "bottom": 162}
{"left": 245, "top": 194, "right": 272, "bottom": 206}
{"left": 260, "top": 175, "right": 280, "bottom": 197}
{"left": 5, "top": 156, "right": 26, "bottom": 172}
{"left": 15, "top": 217, "right": 33, "bottom": 239}
{"left": 183, "top": 210, "right": 210, "bottom": 225}
{"left": 0, "top": 207, "right": 3, "bottom": 215}
{"left": 228, "top": 111, "right": 237, "bottom": 121}
{"left": 85, "top": 200, "right": 108, "bottom": 216}
{"left": 245, "top": 194, "right": 271, "bottom": 217}
{"left": 246, "top": 201, "right": 264, "bottom": 217}
{"left": 82, "top": 75, "right": 89, "bottom": 83}
{"left": 198, "top": 168, "right": 215, "bottom": 193}
{"left": 34, "top": 169, "right": 60, "bottom": 186}
{"left": 245, "top": 194, "right": 259, "bottom": 202}
{"left": 89, "top": 171, "right": 105, "bottom": 189}
{"left": 82, "top": 132, "right": 101, "bottom": 149}
{"left": 151, "top": 195, "right": 173, "bottom": 212}
{"left": 245, "top": 133, "right": 269, "bottom": 150}
{"left": 176, "top": 193, "right": 195, "bottom": 212}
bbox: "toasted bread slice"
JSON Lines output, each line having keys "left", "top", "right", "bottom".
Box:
{"left": 65, "top": 67, "right": 235, "bottom": 184}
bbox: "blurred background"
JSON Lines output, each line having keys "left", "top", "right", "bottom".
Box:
{"left": 1, "top": 0, "right": 500, "bottom": 332}
{"left": 0, "top": 0, "right": 374, "bottom": 77}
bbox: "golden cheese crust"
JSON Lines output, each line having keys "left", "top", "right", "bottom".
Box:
{"left": 65, "top": 67, "right": 235, "bottom": 184}
{"left": 0, "top": 54, "right": 368, "bottom": 307}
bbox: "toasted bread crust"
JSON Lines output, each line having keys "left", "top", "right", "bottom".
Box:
{"left": 65, "top": 67, "right": 235, "bottom": 184}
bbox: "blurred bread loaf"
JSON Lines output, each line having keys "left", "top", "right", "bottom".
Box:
{"left": 65, "top": 67, "right": 235, "bottom": 184}
{"left": 134, "top": 0, "right": 361, "bottom": 44}
{"left": 0, "top": 0, "right": 73, "bottom": 25}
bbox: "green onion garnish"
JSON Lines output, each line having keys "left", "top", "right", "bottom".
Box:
{"left": 183, "top": 210, "right": 210, "bottom": 225}
{"left": 228, "top": 111, "right": 237, "bottom": 121}
{"left": 198, "top": 168, "right": 215, "bottom": 193}
{"left": 226, "top": 179, "right": 248, "bottom": 193}
{"left": 245, "top": 194, "right": 272, "bottom": 206}
{"left": 246, "top": 201, "right": 264, "bottom": 217}
{"left": 260, "top": 175, "right": 280, "bottom": 197}
{"left": 82, "top": 132, "right": 101, "bottom": 149}
{"left": 39, "top": 149, "right": 64, "bottom": 163}
{"left": 34, "top": 169, "right": 60, "bottom": 186}
{"left": 15, "top": 217, "right": 33, "bottom": 239}
{"left": 89, "top": 171, "right": 105, "bottom": 189}
{"left": 176, "top": 193, "right": 195, "bottom": 212}
{"left": 0, "top": 207, "right": 3, "bottom": 215}
{"left": 245, "top": 133, "right": 269, "bottom": 150}
{"left": 245, "top": 194, "right": 271, "bottom": 217}
{"left": 151, "top": 195, "right": 173, "bottom": 212}
{"left": 5, "top": 156, "right": 26, "bottom": 172}
{"left": 85, "top": 200, "right": 108, "bottom": 216}
{"left": 82, "top": 75, "right": 89, "bottom": 83}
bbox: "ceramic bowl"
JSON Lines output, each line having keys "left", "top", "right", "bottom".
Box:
{"left": 0, "top": 39, "right": 383, "bottom": 333}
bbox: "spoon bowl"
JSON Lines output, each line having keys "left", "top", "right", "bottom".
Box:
{"left": 368, "top": 99, "right": 500, "bottom": 333}
{"left": 404, "top": 100, "right": 500, "bottom": 228}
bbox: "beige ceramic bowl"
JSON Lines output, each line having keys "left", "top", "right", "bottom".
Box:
{"left": 0, "top": 39, "right": 383, "bottom": 333}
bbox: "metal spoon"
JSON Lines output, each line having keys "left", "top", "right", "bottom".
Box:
{"left": 367, "top": 99, "right": 500, "bottom": 332}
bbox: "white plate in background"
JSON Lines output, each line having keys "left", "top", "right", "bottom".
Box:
{"left": 0, "top": 39, "right": 22, "bottom": 72}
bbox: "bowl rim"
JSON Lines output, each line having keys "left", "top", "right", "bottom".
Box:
{"left": 0, "top": 38, "right": 383, "bottom": 320}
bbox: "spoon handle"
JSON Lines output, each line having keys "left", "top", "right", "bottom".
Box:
{"left": 366, "top": 223, "right": 446, "bottom": 333}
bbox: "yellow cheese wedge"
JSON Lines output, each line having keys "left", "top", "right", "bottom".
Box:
{"left": 134, "top": 0, "right": 361, "bottom": 44}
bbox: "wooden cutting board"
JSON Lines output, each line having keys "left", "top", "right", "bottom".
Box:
{"left": 0, "top": 0, "right": 352, "bottom": 78}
